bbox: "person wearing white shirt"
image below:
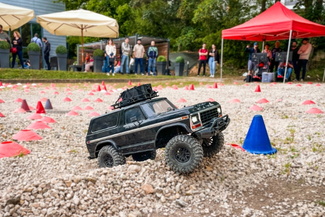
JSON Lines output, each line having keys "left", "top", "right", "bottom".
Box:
{"left": 105, "top": 39, "right": 116, "bottom": 76}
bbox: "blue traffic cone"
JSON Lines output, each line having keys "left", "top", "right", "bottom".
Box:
{"left": 44, "top": 99, "right": 53, "bottom": 110}
{"left": 242, "top": 115, "right": 277, "bottom": 154}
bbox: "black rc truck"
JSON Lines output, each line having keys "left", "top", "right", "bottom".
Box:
{"left": 85, "top": 84, "right": 230, "bottom": 174}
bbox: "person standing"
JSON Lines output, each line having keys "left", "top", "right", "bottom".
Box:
{"left": 290, "top": 41, "right": 300, "bottom": 79}
{"left": 105, "top": 39, "right": 116, "bottom": 76}
{"left": 269, "top": 41, "right": 282, "bottom": 72}
{"left": 42, "top": 37, "right": 51, "bottom": 70}
{"left": 198, "top": 43, "right": 208, "bottom": 76}
{"left": 31, "top": 33, "right": 42, "bottom": 48}
{"left": 208, "top": 44, "right": 220, "bottom": 77}
{"left": 296, "top": 38, "right": 312, "bottom": 82}
{"left": 133, "top": 39, "right": 145, "bottom": 75}
{"left": 262, "top": 44, "right": 272, "bottom": 63}
{"left": 11, "top": 31, "right": 24, "bottom": 69}
{"left": 245, "top": 42, "right": 260, "bottom": 78}
{"left": 0, "top": 24, "right": 10, "bottom": 43}
{"left": 147, "top": 40, "right": 158, "bottom": 75}
{"left": 121, "top": 37, "right": 131, "bottom": 74}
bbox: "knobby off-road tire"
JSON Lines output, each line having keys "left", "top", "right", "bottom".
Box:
{"left": 132, "top": 150, "right": 156, "bottom": 162}
{"left": 98, "top": 146, "right": 126, "bottom": 168}
{"left": 165, "top": 135, "right": 203, "bottom": 174}
{"left": 202, "top": 132, "right": 225, "bottom": 157}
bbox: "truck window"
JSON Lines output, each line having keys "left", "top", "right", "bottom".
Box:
{"left": 91, "top": 113, "right": 118, "bottom": 132}
{"left": 144, "top": 99, "right": 176, "bottom": 117}
{"left": 125, "top": 107, "right": 145, "bottom": 124}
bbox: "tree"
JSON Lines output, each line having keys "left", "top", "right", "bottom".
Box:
{"left": 55, "top": 0, "right": 325, "bottom": 69}
{"left": 294, "top": 0, "right": 325, "bottom": 50}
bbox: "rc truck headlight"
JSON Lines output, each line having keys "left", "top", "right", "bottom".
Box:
{"left": 191, "top": 114, "right": 200, "bottom": 124}
{"left": 191, "top": 114, "right": 202, "bottom": 129}
{"left": 217, "top": 107, "right": 222, "bottom": 116}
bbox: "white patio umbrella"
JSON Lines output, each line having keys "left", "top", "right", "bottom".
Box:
{"left": 0, "top": 3, "right": 35, "bottom": 31}
{"left": 36, "top": 9, "right": 119, "bottom": 64}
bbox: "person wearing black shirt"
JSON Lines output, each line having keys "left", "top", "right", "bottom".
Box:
{"left": 269, "top": 41, "right": 282, "bottom": 72}
{"left": 42, "top": 37, "right": 51, "bottom": 70}
{"left": 290, "top": 41, "right": 300, "bottom": 79}
{"left": 11, "top": 31, "right": 24, "bottom": 69}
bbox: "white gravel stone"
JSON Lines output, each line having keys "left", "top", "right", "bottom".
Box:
{"left": 0, "top": 81, "right": 324, "bottom": 216}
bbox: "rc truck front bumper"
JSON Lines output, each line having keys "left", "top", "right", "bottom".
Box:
{"left": 193, "top": 115, "right": 230, "bottom": 139}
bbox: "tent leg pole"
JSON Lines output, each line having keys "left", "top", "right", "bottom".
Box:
{"left": 81, "top": 26, "right": 85, "bottom": 71}
{"left": 283, "top": 30, "right": 292, "bottom": 83}
{"left": 262, "top": 41, "right": 265, "bottom": 50}
{"left": 77, "top": 44, "right": 79, "bottom": 65}
{"left": 220, "top": 38, "right": 224, "bottom": 81}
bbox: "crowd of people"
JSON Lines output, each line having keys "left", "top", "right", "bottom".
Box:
{"left": 98, "top": 37, "right": 159, "bottom": 76}
{"left": 245, "top": 38, "right": 312, "bottom": 82}
{"left": 1, "top": 22, "right": 314, "bottom": 80}
{"left": 0, "top": 24, "right": 51, "bottom": 70}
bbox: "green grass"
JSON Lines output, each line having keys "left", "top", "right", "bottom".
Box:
{"left": 282, "top": 162, "right": 292, "bottom": 174}
{"left": 283, "top": 128, "right": 296, "bottom": 144}
{"left": 308, "top": 68, "right": 325, "bottom": 81}
{"left": 281, "top": 114, "right": 289, "bottom": 119}
{"left": 14, "top": 152, "right": 27, "bottom": 158}
{"left": 0, "top": 68, "right": 239, "bottom": 87}
{"left": 277, "top": 147, "right": 288, "bottom": 154}
{"left": 316, "top": 200, "right": 325, "bottom": 207}
{"left": 68, "top": 149, "right": 79, "bottom": 154}
{"left": 0, "top": 68, "right": 172, "bottom": 80}
{"left": 311, "top": 143, "right": 325, "bottom": 153}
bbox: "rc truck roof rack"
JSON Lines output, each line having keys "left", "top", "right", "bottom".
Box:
{"left": 112, "top": 84, "right": 158, "bottom": 109}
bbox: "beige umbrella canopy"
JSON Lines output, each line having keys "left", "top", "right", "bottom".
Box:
{"left": 36, "top": 9, "right": 119, "bottom": 63}
{"left": 0, "top": 3, "right": 35, "bottom": 31}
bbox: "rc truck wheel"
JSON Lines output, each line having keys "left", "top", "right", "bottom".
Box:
{"left": 165, "top": 135, "right": 203, "bottom": 174}
{"left": 132, "top": 150, "right": 156, "bottom": 161}
{"left": 202, "top": 132, "right": 225, "bottom": 157}
{"left": 98, "top": 146, "right": 126, "bottom": 168}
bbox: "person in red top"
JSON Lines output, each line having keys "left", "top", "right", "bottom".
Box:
{"left": 198, "top": 43, "right": 208, "bottom": 76}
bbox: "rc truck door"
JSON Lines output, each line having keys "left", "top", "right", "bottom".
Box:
{"left": 121, "top": 106, "right": 154, "bottom": 153}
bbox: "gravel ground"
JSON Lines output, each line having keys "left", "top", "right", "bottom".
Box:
{"left": 0, "top": 80, "right": 324, "bottom": 217}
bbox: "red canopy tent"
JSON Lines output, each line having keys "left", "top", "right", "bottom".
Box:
{"left": 220, "top": 2, "right": 325, "bottom": 81}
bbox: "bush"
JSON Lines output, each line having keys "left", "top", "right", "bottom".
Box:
{"left": 157, "top": 55, "right": 167, "bottom": 62}
{"left": 0, "top": 41, "right": 10, "bottom": 49}
{"left": 175, "top": 56, "right": 185, "bottom": 63}
{"left": 56, "top": 45, "right": 68, "bottom": 54}
{"left": 93, "top": 49, "right": 104, "bottom": 57}
{"left": 27, "top": 43, "right": 40, "bottom": 52}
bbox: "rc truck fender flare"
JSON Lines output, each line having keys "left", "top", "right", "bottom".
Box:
{"left": 95, "top": 140, "right": 118, "bottom": 154}
{"left": 155, "top": 123, "right": 191, "bottom": 141}
{"left": 157, "top": 123, "right": 191, "bottom": 135}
